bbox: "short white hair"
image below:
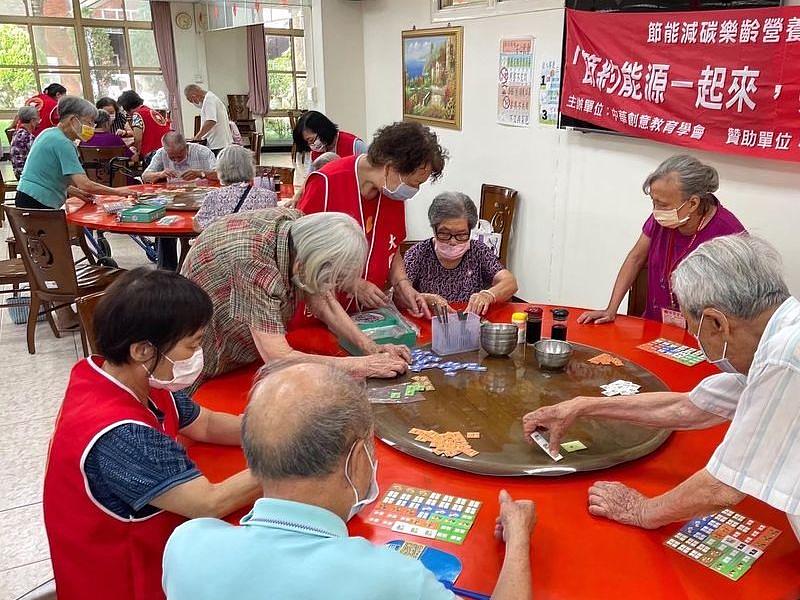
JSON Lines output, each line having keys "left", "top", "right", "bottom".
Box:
{"left": 58, "top": 95, "right": 98, "bottom": 120}
{"left": 290, "top": 213, "right": 367, "bottom": 296}
{"left": 309, "top": 152, "right": 339, "bottom": 173}
{"left": 672, "top": 234, "right": 790, "bottom": 321}
{"left": 216, "top": 144, "right": 254, "bottom": 185}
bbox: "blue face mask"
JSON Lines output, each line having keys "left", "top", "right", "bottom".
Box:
{"left": 382, "top": 171, "right": 419, "bottom": 201}
{"left": 694, "top": 312, "right": 741, "bottom": 376}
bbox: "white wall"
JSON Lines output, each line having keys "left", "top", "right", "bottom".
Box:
{"left": 169, "top": 2, "right": 208, "bottom": 135}
{"left": 361, "top": 0, "right": 800, "bottom": 309}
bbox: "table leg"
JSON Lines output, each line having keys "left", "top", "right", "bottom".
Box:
{"left": 177, "top": 237, "right": 192, "bottom": 272}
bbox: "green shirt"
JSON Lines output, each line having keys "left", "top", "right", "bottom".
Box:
{"left": 17, "top": 127, "right": 85, "bottom": 208}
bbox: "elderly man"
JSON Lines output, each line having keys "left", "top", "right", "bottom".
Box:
{"left": 164, "top": 363, "right": 537, "bottom": 599}
{"left": 184, "top": 84, "right": 233, "bottom": 154}
{"left": 523, "top": 235, "right": 799, "bottom": 540}
{"left": 142, "top": 131, "right": 217, "bottom": 183}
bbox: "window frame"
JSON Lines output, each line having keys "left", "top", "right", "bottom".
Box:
{"left": 263, "top": 13, "right": 306, "bottom": 145}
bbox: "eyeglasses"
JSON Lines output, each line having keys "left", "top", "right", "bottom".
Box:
{"left": 435, "top": 231, "right": 470, "bottom": 242}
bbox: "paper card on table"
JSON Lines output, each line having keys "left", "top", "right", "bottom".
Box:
{"left": 561, "top": 440, "right": 587, "bottom": 452}
{"left": 530, "top": 430, "right": 563, "bottom": 461}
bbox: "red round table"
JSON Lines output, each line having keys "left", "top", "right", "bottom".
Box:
{"left": 189, "top": 304, "right": 800, "bottom": 599}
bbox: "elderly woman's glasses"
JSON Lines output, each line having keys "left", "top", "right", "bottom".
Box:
{"left": 435, "top": 231, "right": 470, "bottom": 242}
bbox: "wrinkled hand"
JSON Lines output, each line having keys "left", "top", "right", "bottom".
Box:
{"left": 372, "top": 343, "right": 411, "bottom": 364}
{"left": 162, "top": 169, "right": 179, "bottom": 181}
{"left": 494, "top": 489, "right": 536, "bottom": 543}
{"left": 588, "top": 481, "right": 654, "bottom": 528}
{"left": 394, "top": 281, "right": 432, "bottom": 319}
{"left": 68, "top": 186, "right": 93, "bottom": 202}
{"left": 577, "top": 309, "right": 616, "bottom": 325}
{"left": 522, "top": 397, "right": 583, "bottom": 456}
{"left": 420, "top": 293, "right": 453, "bottom": 312}
{"left": 181, "top": 169, "right": 204, "bottom": 181}
{"left": 354, "top": 279, "right": 389, "bottom": 309}
{"left": 466, "top": 291, "right": 493, "bottom": 316}
{"left": 346, "top": 354, "right": 408, "bottom": 379}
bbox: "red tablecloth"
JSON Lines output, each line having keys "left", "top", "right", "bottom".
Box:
{"left": 190, "top": 303, "right": 800, "bottom": 600}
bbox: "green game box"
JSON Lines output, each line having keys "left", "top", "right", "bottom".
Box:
{"left": 119, "top": 205, "right": 166, "bottom": 223}
{"left": 339, "top": 306, "right": 418, "bottom": 356}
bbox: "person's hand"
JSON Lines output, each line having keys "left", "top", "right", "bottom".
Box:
{"left": 466, "top": 291, "right": 493, "bottom": 316}
{"left": 522, "top": 397, "right": 584, "bottom": 456}
{"left": 577, "top": 309, "right": 617, "bottom": 325}
{"left": 68, "top": 186, "right": 93, "bottom": 202}
{"left": 354, "top": 279, "right": 389, "bottom": 309}
{"left": 115, "top": 128, "right": 127, "bottom": 136}
{"left": 588, "top": 481, "right": 655, "bottom": 528}
{"left": 394, "top": 280, "right": 432, "bottom": 320}
{"left": 118, "top": 187, "right": 139, "bottom": 200}
{"left": 373, "top": 343, "right": 411, "bottom": 364}
{"left": 162, "top": 169, "right": 178, "bottom": 181}
{"left": 181, "top": 169, "right": 204, "bottom": 181}
{"left": 420, "top": 293, "right": 454, "bottom": 313}
{"left": 129, "top": 151, "right": 139, "bottom": 164}
{"left": 494, "top": 489, "right": 536, "bottom": 543}
{"left": 345, "top": 354, "right": 407, "bottom": 378}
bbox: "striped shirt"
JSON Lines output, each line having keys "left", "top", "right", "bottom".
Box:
{"left": 689, "top": 296, "right": 800, "bottom": 540}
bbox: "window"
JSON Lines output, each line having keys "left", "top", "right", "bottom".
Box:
{"left": 263, "top": 7, "right": 306, "bottom": 145}
{"left": 0, "top": 0, "right": 163, "bottom": 125}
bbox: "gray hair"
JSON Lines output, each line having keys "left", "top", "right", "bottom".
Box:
{"left": 216, "top": 144, "right": 254, "bottom": 185}
{"left": 672, "top": 234, "right": 790, "bottom": 321}
{"left": 428, "top": 191, "right": 479, "bottom": 231}
{"left": 58, "top": 95, "right": 98, "bottom": 121}
{"left": 17, "top": 105, "right": 39, "bottom": 123}
{"left": 162, "top": 131, "right": 186, "bottom": 149}
{"left": 309, "top": 151, "right": 340, "bottom": 173}
{"left": 183, "top": 84, "right": 205, "bottom": 96}
{"left": 94, "top": 108, "right": 111, "bottom": 129}
{"left": 289, "top": 212, "right": 367, "bottom": 296}
{"left": 242, "top": 363, "right": 372, "bottom": 479}
{"left": 643, "top": 154, "right": 720, "bottom": 211}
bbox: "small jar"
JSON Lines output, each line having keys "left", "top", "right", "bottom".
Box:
{"left": 551, "top": 308, "right": 569, "bottom": 341}
{"left": 272, "top": 174, "right": 281, "bottom": 192}
{"left": 525, "top": 306, "right": 543, "bottom": 345}
{"left": 511, "top": 311, "right": 527, "bottom": 344}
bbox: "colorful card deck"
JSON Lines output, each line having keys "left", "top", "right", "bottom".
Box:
{"left": 638, "top": 338, "right": 705, "bottom": 366}
{"left": 587, "top": 353, "right": 624, "bottom": 367}
{"left": 369, "top": 382, "right": 426, "bottom": 404}
{"left": 366, "top": 484, "right": 482, "bottom": 545}
{"left": 409, "top": 428, "right": 479, "bottom": 458}
{"left": 410, "top": 349, "right": 487, "bottom": 375}
{"left": 600, "top": 380, "right": 641, "bottom": 396}
{"left": 664, "top": 509, "right": 781, "bottom": 581}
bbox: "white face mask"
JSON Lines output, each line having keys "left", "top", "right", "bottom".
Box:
{"left": 344, "top": 440, "right": 379, "bottom": 521}
{"left": 653, "top": 201, "right": 690, "bottom": 229}
{"left": 694, "top": 313, "right": 743, "bottom": 378}
{"left": 145, "top": 346, "right": 204, "bottom": 392}
{"left": 310, "top": 139, "right": 327, "bottom": 153}
{"left": 382, "top": 171, "right": 419, "bottom": 202}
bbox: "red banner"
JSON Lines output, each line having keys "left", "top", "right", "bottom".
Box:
{"left": 561, "top": 7, "right": 800, "bottom": 162}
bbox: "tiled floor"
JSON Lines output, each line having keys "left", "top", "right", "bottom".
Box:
{"left": 0, "top": 151, "right": 292, "bottom": 600}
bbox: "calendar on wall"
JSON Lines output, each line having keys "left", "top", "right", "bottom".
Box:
{"left": 497, "top": 36, "right": 535, "bottom": 127}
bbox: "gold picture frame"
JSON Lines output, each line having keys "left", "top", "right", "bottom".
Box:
{"left": 402, "top": 26, "right": 463, "bottom": 130}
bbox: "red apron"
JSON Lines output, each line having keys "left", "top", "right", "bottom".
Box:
{"left": 43, "top": 357, "right": 185, "bottom": 600}
{"left": 132, "top": 105, "right": 172, "bottom": 156}
{"left": 291, "top": 154, "right": 406, "bottom": 330}
{"left": 310, "top": 130, "right": 362, "bottom": 161}
{"left": 26, "top": 93, "right": 59, "bottom": 135}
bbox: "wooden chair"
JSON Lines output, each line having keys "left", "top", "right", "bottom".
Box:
{"left": 4, "top": 127, "right": 14, "bottom": 144}
{"left": 479, "top": 184, "right": 518, "bottom": 264}
{"left": 0, "top": 255, "right": 29, "bottom": 313}
{"left": 288, "top": 109, "right": 307, "bottom": 164}
{"left": 0, "top": 167, "right": 18, "bottom": 224}
{"left": 76, "top": 291, "right": 105, "bottom": 356}
{"left": 250, "top": 132, "right": 263, "bottom": 165}
{"left": 78, "top": 145, "right": 130, "bottom": 187}
{"left": 193, "top": 115, "right": 201, "bottom": 137}
{"left": 626, "top": 266, "right": 649, "bottom": 317}
{"left": 5, "top": 206, "right": 125, "bottom": 355}
{"left": 256, "top": 165, "right": 295, "bottom": 186}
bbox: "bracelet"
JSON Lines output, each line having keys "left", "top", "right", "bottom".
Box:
{"left": 479, "top": 289, "right": 497, "bottom": 302}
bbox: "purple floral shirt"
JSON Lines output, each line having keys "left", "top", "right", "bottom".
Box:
{"left": 10, "top": 128, "right": 35, "bottom": 179}
{"left": 194, "top": 182, "right": 278, "bottom": 230}
{"left": 404, "top": 238, "right": 504, "bottom": 302}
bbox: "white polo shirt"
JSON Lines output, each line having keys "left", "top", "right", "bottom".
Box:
{"left": 689, "top": 296, "right": 800, "bottom": 540}
{"left": 200, "top": 91, "right": 233, "bottom": 150}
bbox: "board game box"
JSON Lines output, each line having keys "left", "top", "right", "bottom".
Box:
{"left": 638, "top": 338, "right": 706, "bottom": 366}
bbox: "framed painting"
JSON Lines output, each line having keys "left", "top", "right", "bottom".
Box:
{"left": 402, "top": 26, "right": 463, "bottom": 130}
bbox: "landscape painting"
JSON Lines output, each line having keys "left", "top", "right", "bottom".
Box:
{"left": 402, "top": 26, "right": 463, "bottom": 130}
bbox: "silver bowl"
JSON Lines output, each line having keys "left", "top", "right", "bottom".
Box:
{"left": 534, "top": 339, "right": 573, "bottom": 370}
{"left": 480, "top": 323, "right": 519, "bottom": 357}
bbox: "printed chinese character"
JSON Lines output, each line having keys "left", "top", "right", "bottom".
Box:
{"left": 584, "top": 99, "right": 595, "bottom": 113}
{"left": 739, "top": 19, "right": 760, "bottom": 43}
{"left": 719, "top": 20, "right": 738, "bottom": 44}
{"left": 649, "top": 117, "right": 665, "bottom": 131}
{"left": 618, "top": 110, "right": 628, "bottom": 122}
{"left": 664, "top": 21, "right": 679, "bottom": 43}
{"left": 696, "top": 66, "right": 726, "bottom": 110}
{"left": 726, "top": 67, "right": 760, "bottom": 111}
{"left": 690, "top": 125, "right": 706, "bottom": 140}
{"left": 726, "top": 128, "right": 742, "bottom": 145}
{"left": 580, "top": 51, "right": 602, "bottom": 86}
{"left": 611, "top": 108, "right": 619, "bottom": 119}
{"left": 645, "top": 63, "right": 670, "bottom": 104}
{"left": 740, "top": 130, "right": 758, "bottom": 147}
{"left": 700, "top": 21, "right": 719, "bottom": 44}
{"left": 576, "top": 97, "right": 584, "bottom": 111}
{"left": 681, "top": 22, "right": 699, "bottom": 44}
{"left": 593, "top": 102, "right": 605, "bottom": 117}
{"left": 596, "top": 59, "right": 622, "bottom": 94}
{"left": 774, "top": 132, "right": 792, "bottom": 150}
{"left": 567, "top": 95, "right": 578, "bottom": 109}
{"left": 648, "top": 21, "right": 663, "bottom": 43}
{"left": 787, "top": 17, "right": 800, "bottom": 42}
{"left": 619, "top": 61, "right": 644, "bottom": 100}
{"left": 762, "top": 17, "right": 783, "bottom": 43}
{"left": 676, "top": 122, "right": 692, "bottom": 136}
{"left": 663, "top": 120, "right": 679, "bottom": 134}
{"left": 757, "top": 131, "right": 774, "bottom": 148}
{"left": 627, "top": 113, "right": 639, "bottom": 127}
{"left": 639, "top": 114, "right": 651, "bottom": 129}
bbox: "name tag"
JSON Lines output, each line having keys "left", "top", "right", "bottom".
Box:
{"left": 662, "top": 307, "right": 687, "bottom": 330}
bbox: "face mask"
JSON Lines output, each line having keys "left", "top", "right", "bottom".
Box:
{"left": 193, "top": 101, "right": 203, "bottom": 109}
{"left": 310, "top": 139, "right": 327, "bottom": 153}
{"left": 145, "top": 346, "right": 204, "bottom": 392}
{"left": 653, "top": 201, "right": 690, "bottom": 229}
{"left": 694, "top": 313, "right": 742, "bottom": 376}
{"left": 382, "top": 172, "right": 419, "bottom": 201}
{"left": 435, "top": 239, "right": 470, "bottom": 261}
{"left": 345, "top": 441, "right": 379, "bottom": 521}
{"left": 73, "top": 118, "right": 95, "bottom": 142}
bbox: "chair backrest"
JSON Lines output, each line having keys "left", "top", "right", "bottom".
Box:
{"left": 5, "top": 206, "right": 79, "bottom": 298}
{"left": 256, "top": 165, "right": 295, "bottom": 185}
{"left": 78, "top": 145, "right": 129, "bottom": 186}
{"left": 627, "top": 266, "right": 649, "bottom": 317}
{"left": 479, "top": 184, "right": 518, "bottom": 264}
{"left": 4, "top": 127, "right": 14, "bottom": 144}
{"left": 193, "top": 115, "right": 201, "bottom": 137}
{"left": 250, "top": 132, "right": 263, "bottom": 165}
{"left": 76, "top": 291, "right": 105, "bottom": 355}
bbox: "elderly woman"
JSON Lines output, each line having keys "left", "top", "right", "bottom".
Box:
{"left": 404, "top": 192, "right": 518, "bottom": 316}
{"left": 193, "top": 145, "right": 277, "bottom": 231}
{"left": 43, "top": 268, "right": 261, "bottom": 600}
{"left": 181, "top": 208, "right": 410, "bottom": 389}
{"left": 10, "top": 106, "right": 40, "bottom": 179}
{"left": 579, "top": 155, "right": 746, "bottom": 328}
{"left": 524, "top": 235, "right": 799, "bottom": 541}
{"left": 15, "top": 96, "right": 135, "bottom": 210}
{"left": 95, "top": 96, "right": 132, "bottom": 137}
{"left": 86, "top": 109, "right": 134, "bottom": 157}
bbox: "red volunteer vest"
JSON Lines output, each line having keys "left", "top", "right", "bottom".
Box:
{"left": 310, "top": 130, "right": 361, "bottom": 161}
{"left": 43, "top": 357, "right": 186, "bottom": 600}
{"left": 26, "top": 93, "right": 59, "bottom": 135}
{"left": 290, "top": 154, "right": 406, "bottom": 329}
{"left": 132, "top": 105, "right": 171, "bottom": 156}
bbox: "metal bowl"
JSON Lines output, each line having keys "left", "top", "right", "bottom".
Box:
{"left": 534, "top": 339, "right": 573, "bottom": 370}
{"left": 480, "top": 323, "right": 519, "bottom": 357}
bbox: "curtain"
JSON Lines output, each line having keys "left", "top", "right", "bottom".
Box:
{"left": 246, "top": 24, "right": 269, "bottom": 115}
{"left": 151, "top": 1, "right": 183, "bottom": 134}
